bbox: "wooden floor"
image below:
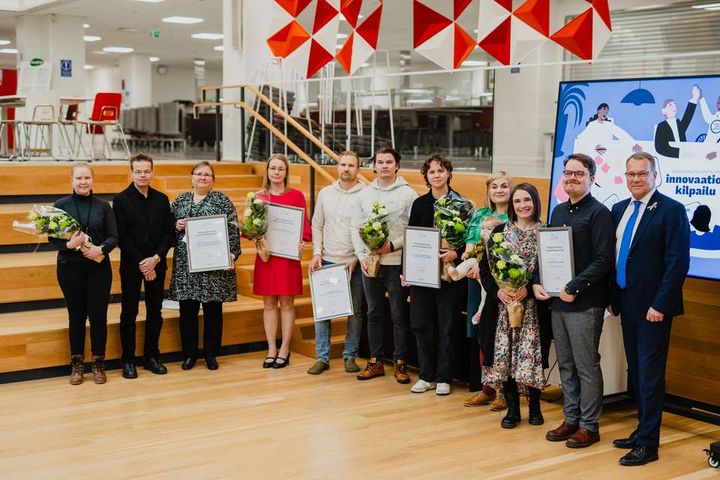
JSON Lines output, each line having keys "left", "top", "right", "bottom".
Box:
{"left": 0, "top": 352, "right": 717, "bottom": 480}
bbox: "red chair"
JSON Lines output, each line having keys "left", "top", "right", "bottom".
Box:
{"left": 80, "top": 92, "right": 130, "bottom": 160}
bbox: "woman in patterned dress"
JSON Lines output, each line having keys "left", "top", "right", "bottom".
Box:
{"left": 479, "top": 183, "right": 552, "bottom": 429}
{"left": 170, "top": 161, "right": 241, "bottom": 371}
{"left": 252, "top": 154, "right": 311, "bottom": 369}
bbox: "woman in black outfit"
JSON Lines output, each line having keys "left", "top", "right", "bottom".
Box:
{"left": 407, "top": 154, "right": 465, "bottom": 396}
{"left": 49, "top": 162, "right": 118, "bottom": 385}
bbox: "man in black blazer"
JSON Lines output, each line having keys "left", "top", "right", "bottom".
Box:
{"left": 610, "top": 152, "right": 690, "bottom": 466}
{"left": 653, "top": 86, "right": 700, "bottom": 158}
{"left": 114, "top": 153, "right": 175, "bottom": 378}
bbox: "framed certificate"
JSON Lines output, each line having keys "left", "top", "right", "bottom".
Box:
{"left": 266, "top": 203, "right": 304, "bottom": 260}
{"left": 403, "top": 226, "right": 441, "bottom": 289}
{"left": 309, "top": 263, "right": 354, "bottom": 322}
{"left": 537, "top": 226, "right": 575, "bottom": 296}
{"left": 186, "top": 215, "right": 233, "bottom": 273}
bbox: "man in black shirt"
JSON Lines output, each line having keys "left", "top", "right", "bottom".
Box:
{"left": 114, "top": 153, "right": 175, "bottom": 378}
{"left": 534, "top": 153, "right": 614, "bottom": 448}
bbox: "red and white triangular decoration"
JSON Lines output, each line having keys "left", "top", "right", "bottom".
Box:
{"left": 336, "top": 0, "right": 383, "bottom": 75}
{"left": 413, "top": 0, "right": 478, "bottom": 70}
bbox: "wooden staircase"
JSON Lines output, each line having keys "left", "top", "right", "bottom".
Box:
{"left": 0, "top": 160, "right": 341, "bottom": 379}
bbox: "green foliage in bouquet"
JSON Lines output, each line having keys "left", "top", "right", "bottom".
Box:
{"left": 25, "top": 206, "right": 81, "bottom": 239}
{"left": 359, "top": 201, "right": 389, "bottom": 251}
{"left": 239, "top": 192, "right": 268, "bottom": 239}
{"left": 488, "top": 231, "right": 529, "bottom": 289}
{"left": 433, "top": 194, "right": 475, "bottom": 248}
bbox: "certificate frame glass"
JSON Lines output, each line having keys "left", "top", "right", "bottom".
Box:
{"left": 186, "top": 214, "right": 232, "bottom": 273}
{"left": 266, "top": 203, "right": 304, "bottom": 261}
{"left": 537, "top": 226, "right": 575, "bottom": 297}
{"left": 402, "top": 226, "right": 441, "bottom": 289}
{"left": 309, "top": 263, "right": 354, "bottom": 322}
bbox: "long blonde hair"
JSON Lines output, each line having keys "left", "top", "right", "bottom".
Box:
{"left": 262, "top": 153, "right": 291, "bottom": 193}
{"left": 485, "top": 171, "right": 513, "bottom": 212}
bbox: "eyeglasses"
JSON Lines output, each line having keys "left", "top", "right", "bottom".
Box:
{"left": 192, "top": 172, "right": 213, "bottom": 178}
{"left": 625, "top": 171, "right": 650, "bottom": 179}
{"left": 563, "top": 170, "right": 588, "bottom": 179}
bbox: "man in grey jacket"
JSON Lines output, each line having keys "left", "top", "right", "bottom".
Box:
{"left": 307, "top": 151, "right": 366, "bottom": 375}
{"left": 351, "top": 146, "right": 418, "bottom": 383}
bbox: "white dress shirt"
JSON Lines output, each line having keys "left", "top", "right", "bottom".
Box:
{"left": 615, "top": 188, "right": 657, "bottom": 261}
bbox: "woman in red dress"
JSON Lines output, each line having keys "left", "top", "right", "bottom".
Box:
{"left": 254, "top": 154, "right": 311, "bottom": 369}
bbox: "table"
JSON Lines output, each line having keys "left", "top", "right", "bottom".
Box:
{"left": 0, "top": 95, "right": 26, "bottom": 158}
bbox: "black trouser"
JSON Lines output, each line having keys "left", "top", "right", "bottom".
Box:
{"left": 119, "top": 270, "right": 166, "bottom": 362}
{"left": 362, "top": 265, "right": 412, "bottom": 362}
{"left": 57, "top": 260, "right": 112, "bottom": 357}
{"left": 410, "top": 281, "right": 460, "bottom": 383}
{"left": 178, "top": 300, "right": 223, "bottom": 358}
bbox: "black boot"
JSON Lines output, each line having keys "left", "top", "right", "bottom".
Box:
{"left": 528, "top": 387, "right": 544, "bottom": 425}
{"left": 501, "top": 379, "right": 521, "bottom": 429}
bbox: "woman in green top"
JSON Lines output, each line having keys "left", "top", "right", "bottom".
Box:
{"left": 463, "top": 171, "right": 512, "bottom": 408}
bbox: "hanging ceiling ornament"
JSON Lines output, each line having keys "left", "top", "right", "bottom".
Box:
{"left": 476, "top": 0, "right": 550, "bottom": 66}
{"left": 412, "top": 0, "right": 478, "bottom": 70}
{"left": 336, "top": 0, "right": 383, "bottom": 75}
{"left": 550, "top": 0, "right": 612, "bottom": 61}
{"left": 267, "top": 0, "right": 342, "bottom": 78}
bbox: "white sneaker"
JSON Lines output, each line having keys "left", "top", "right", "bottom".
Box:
{"left": 436, "top": 383, "right": 451, "bottom": 395}
{"left": 410, "top": 379, "right": 436, "bottom": 393}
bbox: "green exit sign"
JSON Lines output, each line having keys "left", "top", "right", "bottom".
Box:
{"left": 150, "top": 28, "right": 160, "bottom": 39}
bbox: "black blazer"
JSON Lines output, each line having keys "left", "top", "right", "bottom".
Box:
{"left": 610, "top": 190, "right": 690, "bottom": 318}
{"left": 113, "top": 184, "right": 175, "bottom": 275}
{"left": 478, "top": 223, "right": 551, "bottom": 368}
{"left": 654, "top": 101, "right": 696, "bottom": 158}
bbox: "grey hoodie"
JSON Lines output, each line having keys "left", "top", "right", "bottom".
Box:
{"left": 351, "top": 175, "right": 418, "bottom": 266}
{"left": 312, "top": 180, "right": 366, "bottom": 264}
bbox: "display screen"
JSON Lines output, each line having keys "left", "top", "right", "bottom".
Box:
{"left": 550, "top": 75, "right": 720, "bottom": 281}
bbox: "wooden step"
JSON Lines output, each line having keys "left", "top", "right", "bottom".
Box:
{"left": 0, "top": 295, "right": 314, "bottom": 373}
{"left": 290, "top": 314, "right": 347, "bottom": 360}
{"left": 0, "top": 246, "right": 265, "bottom": 304}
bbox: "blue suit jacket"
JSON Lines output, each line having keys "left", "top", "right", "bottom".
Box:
{"left": 611, "top": 190, "right": 690, "bottom": 319}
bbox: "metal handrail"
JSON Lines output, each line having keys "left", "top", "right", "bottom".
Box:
{"left": 196, "top": 83, "right": 371, "bottom": 184}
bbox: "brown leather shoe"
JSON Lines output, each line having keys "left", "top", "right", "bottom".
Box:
{"left": 566, "top": 428, "right": 600, "bottom": 448}
{"left": 546, "top": 421, "right": 579, "bottom": 442}
{"left": 357, "top": 358, "right": 385, "bottom": 380}
{"left": 489, "top": 394, "right": 508, "bottom": 411}
{"left": 69, "top": 354, "right": 84, "bottom": 385}
{"left": 91, "top": 356, "right": 107, "bottom": 384}
{"left": 393, "top": 359, "right": 411, "bottom": 384}
{"left": 464, "top": 391, "right": 497, "bottom": 407}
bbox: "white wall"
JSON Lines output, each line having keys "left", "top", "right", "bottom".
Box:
{"left": 151, "top": 65, "right": 222, "bottom": 104}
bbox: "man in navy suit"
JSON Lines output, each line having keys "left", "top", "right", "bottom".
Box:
{"left": 610, "top": 152, "right": 690, "bottom": 466}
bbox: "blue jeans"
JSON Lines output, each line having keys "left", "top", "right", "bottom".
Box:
{"left": 315, "top": 261, "right": 365, "bottom": 363}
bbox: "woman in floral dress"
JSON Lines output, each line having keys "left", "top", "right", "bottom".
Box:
{"left": 479, "top": 183, "right": 551, "bottom": 429}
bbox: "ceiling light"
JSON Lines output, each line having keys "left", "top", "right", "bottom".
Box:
{"left": 361, "top": 62, "right": 370, "bottom": 68}
{"left": 336, "top": 44, "right": 344, "bottom": 50}
{"left": 0, "top": 40, "right": 10, "bottom": 45}
{"left": 0, "top": 48, "right": 18, "bottom": 54}
{"left": 83, "top": 23, "right": 90, "bottom": 28}
{"left": 193, "top": 59, "right": 206, "bottom": 66}
{"left": 691, "top": 2, "right": 720, "bottom": 8}
{"left": 337, "top": 33, "right": 348, "bottom": 39}
{"left": 163, "top": 16, "right": 203, "bottom": 24}
{"left": 213, "top": 45, "right": 224, "bottom": 51}
{"left": 191, "top": 33, "right": 223, "bottom": 40}
{"left": 84, "top": 65, "right": 94, "bottom": 70}
{"left": 83, "top": 35, "right": 102, "bottom": 42}
{"left": 103, "top": 46, "right": 134, "bottom": 53}
{"left": 149, "top": 56, "right": 160, "bottom": 62}
{"left": 462, "top": 60, "right": 488, "bottom": 67}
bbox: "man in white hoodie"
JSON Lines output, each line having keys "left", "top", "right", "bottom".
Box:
{"left": 351, "top": 146, "right": 418, "bottom": 383}
{"left": 307, "top": 151, "right": 366, "bottom": 375}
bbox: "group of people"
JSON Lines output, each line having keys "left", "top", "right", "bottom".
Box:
{"left": 51, "top": 146, "right": 689, "bottom": 467}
